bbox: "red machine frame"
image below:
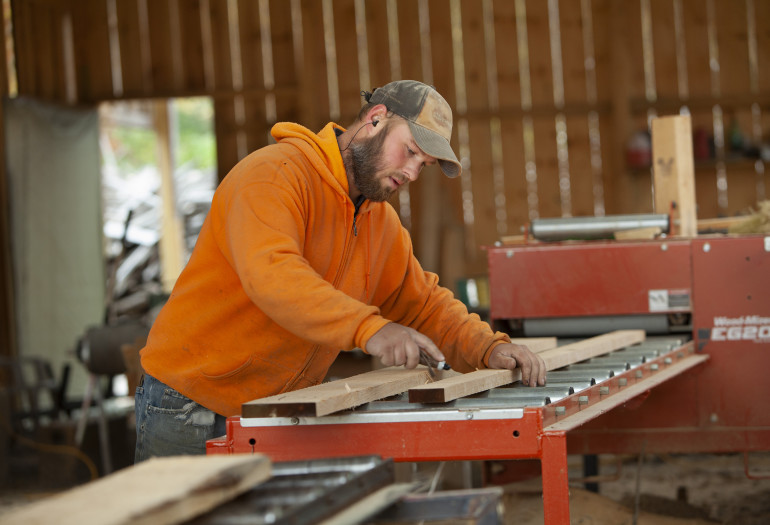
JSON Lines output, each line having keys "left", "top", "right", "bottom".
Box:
{"left": 208, "top": 234, "right": 768, "bottom": 524}
{"left": 487, "top": 234, "right": 770, "bottom": 455}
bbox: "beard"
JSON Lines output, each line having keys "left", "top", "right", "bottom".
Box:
{"left": 346, "top": 122, "right": 403, "bottom": 202}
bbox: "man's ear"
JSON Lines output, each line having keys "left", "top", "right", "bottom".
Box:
{"left": 367, "top": 104, "right": 387, "bottom": 126}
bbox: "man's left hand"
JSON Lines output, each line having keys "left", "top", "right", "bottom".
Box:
{"left": 487, "top": 343, "right": 546, "bottom": 386}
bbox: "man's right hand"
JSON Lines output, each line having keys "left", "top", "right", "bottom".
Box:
{"left": 366, "top": 323, "right": 444, "bottom": 369}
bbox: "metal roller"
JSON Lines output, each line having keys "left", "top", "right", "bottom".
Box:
{"left": 530, "top": 213, "right": 669, "bottom": 241}
{"left": 567, "top": 362, "right": 630, "bottom": 374}
{"left": 546, "top": 370, "right": 608, "bottom": 383}
{"left": 522, "top": 314, "right": 671, "bottom": 337}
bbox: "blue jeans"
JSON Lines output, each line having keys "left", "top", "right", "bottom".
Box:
{"left": 134, "top": 373, "right": 227, "bottom": 463}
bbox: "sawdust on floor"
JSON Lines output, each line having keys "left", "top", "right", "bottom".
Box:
{"left": 500, "top": 452, "right": 770, "bottom": 525}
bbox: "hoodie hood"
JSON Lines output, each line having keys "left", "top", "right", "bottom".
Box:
{"left": 272, "top": 122, "right": 349, "bottom": 196}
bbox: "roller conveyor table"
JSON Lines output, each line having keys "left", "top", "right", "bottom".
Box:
{"left": 208, "top": 337, "right": 708, "bottom": 524}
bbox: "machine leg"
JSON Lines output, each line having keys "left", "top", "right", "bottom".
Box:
{"left": 542, "top": 431, "right": 570, "bottom": 525}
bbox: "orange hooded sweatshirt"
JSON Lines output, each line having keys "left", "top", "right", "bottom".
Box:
{"left": 140, "top": 122, "right": 512, "bottom": 416}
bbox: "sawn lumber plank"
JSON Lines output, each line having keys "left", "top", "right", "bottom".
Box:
{"left": 409, "top": 330, "right": 645, "bottom": 403}
{"left": 242, "top": 366, "right": 433, "bottom": 418}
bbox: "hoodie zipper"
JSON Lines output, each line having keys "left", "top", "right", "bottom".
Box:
{"left": 288, "top": 197, "right": 364, "bottom": 390}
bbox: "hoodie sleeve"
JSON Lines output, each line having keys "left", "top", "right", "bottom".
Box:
{"left": 375, "top": 226, "right": 510, "bottom": 373}
{"left": 212, "top": 157, "right": 390, "bottom": 351}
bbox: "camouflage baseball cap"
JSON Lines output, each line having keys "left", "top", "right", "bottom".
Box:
{"left": 364, "top": 80, "right": 461, "bottom": 178}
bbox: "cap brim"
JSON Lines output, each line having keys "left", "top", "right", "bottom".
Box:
{"left": 408, "top": 121, "right": 462, "bottom": 178}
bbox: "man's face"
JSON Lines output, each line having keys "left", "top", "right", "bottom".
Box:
{"left": 349, "top": 119, "right": 437, "bottom": 202}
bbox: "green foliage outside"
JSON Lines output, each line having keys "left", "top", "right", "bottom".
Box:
{"left": 105, "top": 97, "right": 216, "bottom": 175}
{"left": 175, "top": 98, "right": 216, "bottom": 171}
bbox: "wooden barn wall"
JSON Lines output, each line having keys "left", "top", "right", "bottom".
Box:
{"left": 8, "top": 0, "right": 770, "bottom": 284}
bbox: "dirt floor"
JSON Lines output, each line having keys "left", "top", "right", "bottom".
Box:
{"left": 501, "top": 452, "right": 770, "bottom": 524}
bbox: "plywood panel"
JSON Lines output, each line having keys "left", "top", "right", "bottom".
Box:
{"left": 71, "top": 0, "right": 113, "bottom": 101}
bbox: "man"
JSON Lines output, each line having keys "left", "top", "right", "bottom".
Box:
{"left": 135, "top": 80, "right": 546, "bottom": 462}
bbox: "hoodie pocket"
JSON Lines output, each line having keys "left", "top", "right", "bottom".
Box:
{"left": 200, "top": 356, "right": 254, "bottom": 380}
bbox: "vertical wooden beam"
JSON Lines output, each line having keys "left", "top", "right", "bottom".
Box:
{"left": 652, "top": 114, "right": 697, "bottom": 237}
{"left": 153, "top": 100, "right": 186, "bottom": 292}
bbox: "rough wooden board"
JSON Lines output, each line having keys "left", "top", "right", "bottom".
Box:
{"left": 537, "top": 330, "right": 645, "bottom": 370}
{"left": 1, "top": 455, "right": 271, "bottom": 525}
{"left": 242, "top": 366, "right": 433, "bottom": 418}
{"left": 409, "top": 368, "right": 522, "bottom": 403}
{"left": 409, "top": 331, "right": 645, "bottom": 403}
{"left": 509, "top": 337, "right": 558, "bottom": 353}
